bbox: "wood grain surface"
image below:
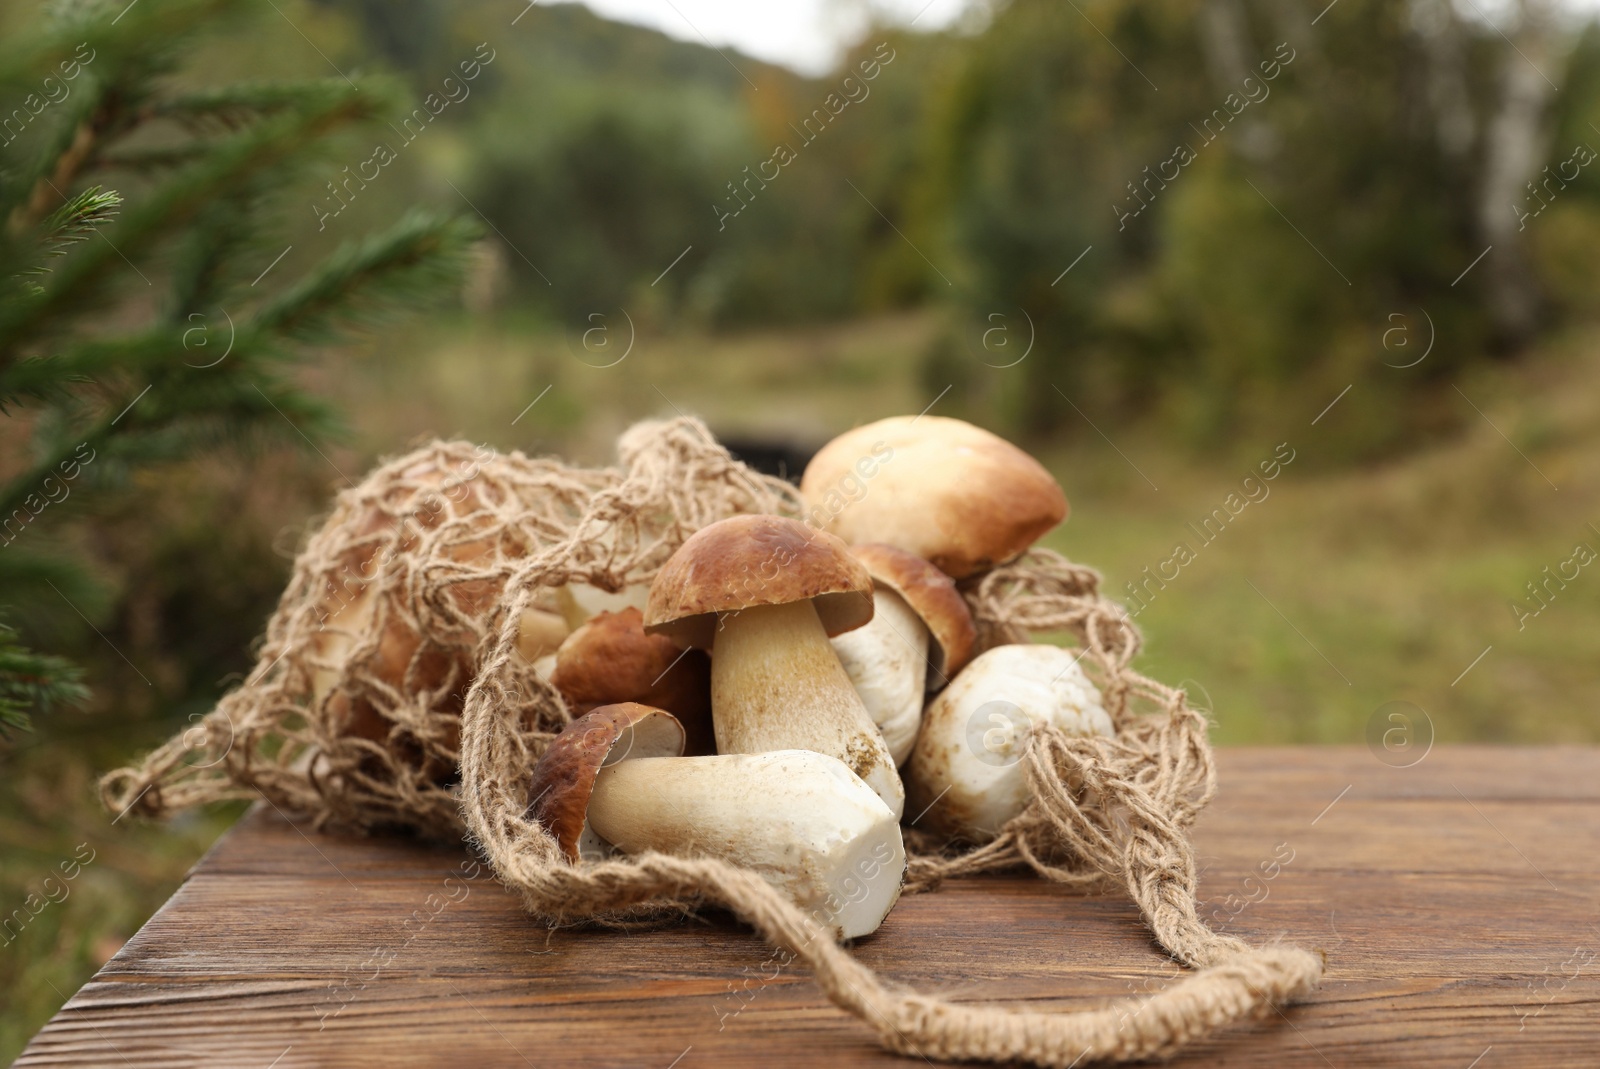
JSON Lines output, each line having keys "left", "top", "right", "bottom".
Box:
{"left": 16, "top": 747, "right": 1600, "bottom": 1068}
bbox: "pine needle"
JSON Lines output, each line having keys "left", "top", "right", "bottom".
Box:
{"left": 0, "top": 619, "right": 89, "bottom": 739}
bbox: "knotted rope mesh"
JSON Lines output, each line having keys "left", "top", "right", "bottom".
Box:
{"left": 103, "top": 416, "right": 1322, "bottom": 1065}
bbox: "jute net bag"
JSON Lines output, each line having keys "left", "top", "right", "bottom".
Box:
{"left": 103, "top": 416, "right": 1323, "bottom": 1065}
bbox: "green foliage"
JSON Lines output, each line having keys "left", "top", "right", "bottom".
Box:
{"left": 0, "top": 0, "right": 479, "bottom": 723}
{"left": 21, "top": 186, "right": 122, "bottom": 291}
{"left": 475, "top": 90, "right": 743, "bottom": 319}
{"left": 315, "top": 0, "right": 1600, "bottom": 448}
{"left": 322, "top": 0, "right": 950, "bottom": 328}
{"left": 912, "top": 0, "right": 1600, "bottom": 444}
{"left": 0, "top": 620, "right": 87, "bottom": 737}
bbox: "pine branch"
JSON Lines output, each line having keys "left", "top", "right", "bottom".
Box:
{"left": 0, "top": 81, "right": 389, "bottom": 360}
{"left": 168, "top": 183, "right": 270, "bottom": 318}
{"left": 253, "top": 209, "right": 482, "bottom": 342}
{"left": 0, "top": 341, "right": 340, "bottom": 522}
{"left": 95, "top": 143, "right": 212, "bottom": 172}
{"left": 3, "top": 9, "right": 340, "bottom": 227}
{"left": 3, "top": 184, "right": 121, "bottom": 303}
{"left": 11, "top": 183, "right": 119, "bottom": 279}
{"left": 0, "top": 552, "right": 107, "bottom": 620}
{"left": 0, "top": 619, "right": 89, "bottom": 739}
{"left": 153, "top": 83, "right": 368, "bottom": 133}
{"left": 40, "top": 184, "right": 121, "bottom": 256}
{"left": 0, "top": 90, "right": 105, "bottom": 232}
{"left": 0, "top": 210, "right": 477, "bottom": 516}
{"left": 0, "top": 0, "right": 480, "bottom": 731}
{"left": 114, "top": 369, "right": 346, "bottom": 458}
{"left": 1, "top": 213, "right": 476, "bottom": 410}
{"left": 10, "top": 234, "right": 472, "bottom": 490}
{"left": 0, "top": 0, "right": 241, "bottom": 225}
{"left": 9, "top": 107, "right": 123, "bottom": 238}
{"left": 0, "top": 327, "right": 168, "bottom": 409}
{"left": 0, "top": 0, "right": 236, "bottom": 90}
{"left": 0, "top": 202, "right": 475, "bottom": 407}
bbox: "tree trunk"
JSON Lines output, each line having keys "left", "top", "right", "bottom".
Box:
{"left": 1409, "top": 0, "right": 1476, "bottom": 163}
{"left": 1475, "top": 0, "right": 1563, "bottom": 348}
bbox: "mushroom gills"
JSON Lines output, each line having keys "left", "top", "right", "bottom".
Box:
{"left": 710, "top": 598, "right": 905, "bottom": 818}
{"left": 585, "top": 750, "right": 906, "bottom": 939}
{"left": 830, "top": 587, "right": 928, "bottom": 766}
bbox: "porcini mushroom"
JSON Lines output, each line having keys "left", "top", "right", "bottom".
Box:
{"left": 529, "top": 704, "right": 906, "bottom": 939}
{"left": 308, "top": 452, "right": 570, "bottom": 749}
{"left": 906, "top": 644, "right": 1113, "bottom": 842}
{"left": 830, "top": 544, "right": 976, "bottom": 765}
{"left": 799, "top": 415, "right": 1067, "bottom": 579}
{"left": 644, "top": 514, "right": 904, "bottom": 818}
{"left": 313, "top": 594, "right": 566, "bottom": 736}
{"left": 550, "top": 607, "right": 714, "bottom": 755}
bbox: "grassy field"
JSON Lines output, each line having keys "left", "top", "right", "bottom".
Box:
{"left": 3, "top": 309, "right": 1597, "bottom": 1059}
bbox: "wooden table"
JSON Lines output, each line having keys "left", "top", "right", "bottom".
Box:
{"left": 17, "top": 747, "right": 1600, "bottom": 1067}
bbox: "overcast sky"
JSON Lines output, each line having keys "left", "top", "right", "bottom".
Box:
{"left": 549, "top": 0, "right": 979, "bottom": 75}
{"left": 552, "top": 0, "right": 1600, "bottom": 76}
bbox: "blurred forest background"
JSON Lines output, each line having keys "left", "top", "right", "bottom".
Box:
{"left": 5, "top": 0, "right": 1600, "bottom": 1056}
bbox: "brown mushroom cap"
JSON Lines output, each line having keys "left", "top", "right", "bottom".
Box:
{"left": 550, "top": 607, "right": 714, "bottom": 755}
{"left": 526, "top": 703, "right": 686, "bottom": 860}
{"left": 644, "top": 514, "right": 874, "bottom": 650}
{"left": 799, "top": 416, "right": 1067, "bottom": 579}
{"left": 850, "top": 543, "right": 977, "bottom": 684}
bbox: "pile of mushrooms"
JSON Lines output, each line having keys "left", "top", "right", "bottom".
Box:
{"left": 527, "top": 415, "right": 1116, "bottom": 939}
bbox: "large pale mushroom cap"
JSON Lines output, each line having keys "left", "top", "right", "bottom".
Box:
{"left": 526, "top": 704, "right": 686, "bottom": 860}
{"left": 644, "top": 514, "right": 874, "bottom": 650}
{"left": 800, "top": 416, "right": 1067, "bottom": 579}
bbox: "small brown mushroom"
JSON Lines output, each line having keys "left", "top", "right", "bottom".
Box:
{"left": 528, "top": 704, "right": 906, "bottom": 939}
{"left": 830, "top": 544, "right": 977, "bottom": 765}
{"left": 799, "top": 415, "right": 1067, "bottom": 579}
{"left": 549, "top": 607, "right": 714, "bottom": 755}
{"left": 527, "top": 703, "right": 688, "bottom": 860}
{"left": 644, "top": 514, "right": 904, "bottom": 818}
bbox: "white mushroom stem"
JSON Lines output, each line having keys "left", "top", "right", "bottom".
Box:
{"left": 906, "top": 644, "right": 1114, "bottom": 842}
{"left": 587, "top": 750, "right": 905, "bottom": 939}
{"left": 830, "top": 588, "right": 928, "bottom": 766}
{"left": 711, "top": 599, "right": 904, "bottom": 818}
{"left": 531, "top": 652, "right": 556, "bottom": 681}
{"left": 517, "top": 607, "right": 570, "bottom": 663}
